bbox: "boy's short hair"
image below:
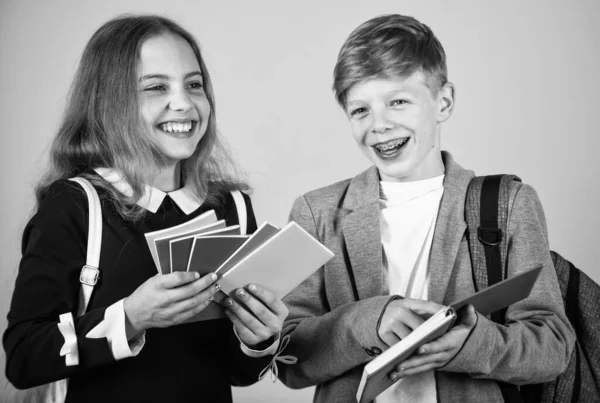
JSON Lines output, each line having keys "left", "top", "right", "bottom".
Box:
{"left": 333, "top": 14, "right": 447, "bottom": 108}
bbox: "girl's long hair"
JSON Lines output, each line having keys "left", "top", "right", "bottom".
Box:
{"left": 36, "top": 14, "right": 247, "bottom": 220}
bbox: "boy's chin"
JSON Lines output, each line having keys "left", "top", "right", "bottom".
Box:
{"left": 375, "top": 160, "right": 414, "bottom": 182}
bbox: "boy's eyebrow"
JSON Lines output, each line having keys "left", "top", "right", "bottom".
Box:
{"left": 139, "top": 71, "right": 203, "bottom": 82}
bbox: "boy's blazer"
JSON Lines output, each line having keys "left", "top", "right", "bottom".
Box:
{"left": 279, "top": 152, "right": 574, "bottom": 403}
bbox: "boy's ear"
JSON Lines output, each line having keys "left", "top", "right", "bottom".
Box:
{"left": 437, "top": 82, "right": 455, "bottom": 123}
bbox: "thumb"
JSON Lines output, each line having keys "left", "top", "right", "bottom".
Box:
{"left": 158, "top": 271, "right": 200, "bottom": 289}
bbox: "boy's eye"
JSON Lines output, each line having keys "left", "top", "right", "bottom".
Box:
{"left": 390, "top": 99, "right": 408, "bottom": 106}
{"left": 349, "top": 107, "right": 367, "bottom": 117}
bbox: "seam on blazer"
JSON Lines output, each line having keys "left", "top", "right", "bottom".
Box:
{"left": 301, "top": 195, "right": 322, "bottom": 242}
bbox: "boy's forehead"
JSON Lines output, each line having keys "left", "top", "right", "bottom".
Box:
{"left": 347, "top": 71, "right": 431, "bottom": 100}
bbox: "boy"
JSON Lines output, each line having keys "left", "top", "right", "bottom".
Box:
{"left": 278, "top": 14, "right": 574, "bottom": 403}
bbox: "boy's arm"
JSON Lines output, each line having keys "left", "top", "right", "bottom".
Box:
{"left": 443, "top": 184, "right": 576, "bottom": 384}
{"left": 277, "top": 195, "right": 394, "bottom": 389}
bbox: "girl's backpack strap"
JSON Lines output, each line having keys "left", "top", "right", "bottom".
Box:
{"left": 230, "top": 190, "right": 247, "bottom": 235}
{"left": 68, "top": 177, "right": 102, "bottom": 317}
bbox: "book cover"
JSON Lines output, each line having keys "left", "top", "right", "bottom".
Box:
{"left": 169, "top": 225, "right": 240, "bottom": 272}
{"left": 450, "top": 265, "right": 543, "bottom": 315}
{"left": 356, "top": 307, "right": 457, "bottom": 403}
{"left": 186, "top": 235, "right": 249, "bottom": 275}
{"left": 154, "top": 220, "right": 227, "bottom": 274}
{"left": 144, "top": 210, "right": 217, "bottom": 273}
{"left": 217, "top": 221, "right": 334, "bottom": 298}
{"left": 216, "top": 222, "right": 280, "bottom": 276}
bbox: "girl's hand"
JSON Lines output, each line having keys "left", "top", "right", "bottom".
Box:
{"left": 123, "top": 271, "right": 219, "bottom": 337}
{"left": 224, "top": 284, "right": 289, "bottom": 347}
{"left": 387, "top": 305, "right": 478, "bottom": 381}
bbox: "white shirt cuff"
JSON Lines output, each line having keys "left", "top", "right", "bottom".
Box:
{"left": 85, "top": 299, "right": 146, "bottom": 360}
{"left": 233, "top": 326, "right": 281, "bottom": 358}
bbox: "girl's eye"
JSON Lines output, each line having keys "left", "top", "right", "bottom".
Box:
{"left": 349, "top": 107, "right": 367, "bottom": 117}
{"left": 188, "top": 81, "right": 204, "bottom": 90}
{"left": 145, "top": 85, "right": 166, "bottom": 92}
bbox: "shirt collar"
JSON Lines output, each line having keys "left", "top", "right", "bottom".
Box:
{"left": 93, "top": 168, "right": 202, "bottom": 215}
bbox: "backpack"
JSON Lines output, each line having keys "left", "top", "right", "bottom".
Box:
{"left": 465, "top": 174, "right": 600, "bottom": 403}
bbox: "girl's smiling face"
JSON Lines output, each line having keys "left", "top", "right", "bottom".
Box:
{"left": 138, "top": 33, "right": 211, "bottom": 169}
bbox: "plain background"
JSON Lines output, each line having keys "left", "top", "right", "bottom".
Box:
{"left": 1, "top": 0, "right": 598, "bottom": 402}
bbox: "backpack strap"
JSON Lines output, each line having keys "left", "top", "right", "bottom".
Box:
{"left": 68, "top": 177, "right": 102, "bottom": 316}
{"left": 466, "top": 174, "right": 524, "bottom": 403}
{"left": 230, "top": 190, "right": 247, "bottom": 235}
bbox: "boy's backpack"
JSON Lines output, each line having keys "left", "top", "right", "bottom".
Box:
{"left": 465, "top": 174, "right": 600, "bottom": 403}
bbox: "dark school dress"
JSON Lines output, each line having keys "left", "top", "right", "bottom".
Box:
{"left": 3, "top": 178, "right": 272, "bottom": 403}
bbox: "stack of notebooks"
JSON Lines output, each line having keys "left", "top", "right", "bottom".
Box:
{"left": 144, "top": 210, "right": 334, "bottom": 322}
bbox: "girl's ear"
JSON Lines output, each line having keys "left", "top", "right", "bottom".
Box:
{"left": 437, "top": 82, "right": 455, "bottom": 123}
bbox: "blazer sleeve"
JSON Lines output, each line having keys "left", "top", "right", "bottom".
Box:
{"left": 277, "top": 195, "right": 395, "bottom": 389}
{"left": 442, "top": 184, "right": 576, "bottom": 384}
{"left": 226, "top": 193, "right": 276, "bottom": 386}
{"left": 3, "top": 181, "right": 126, "bottom": 389}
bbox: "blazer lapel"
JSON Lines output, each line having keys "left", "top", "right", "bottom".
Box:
{"left": 341, "top": 167, "right": 383, "bottom": 301}
{"left": 428, "top": 152, "right": 474, "bottom": 303}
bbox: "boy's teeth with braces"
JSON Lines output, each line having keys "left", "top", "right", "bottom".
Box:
{"left": 376, "top": 138, "right": 409, "bottom": 152}
{"left": 159, "top": 121, "right": 193, "bottom": 133}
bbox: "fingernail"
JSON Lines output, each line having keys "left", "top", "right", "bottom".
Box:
{"left": 194, "top": 272, "right": 200, "bottom": 279}
{"left": 214, "top": 283, "right": 221, "bottom": 292}
{"left": 209, "top": 296, "right": 214, "bottom": 302}
{"left": 249, "top": 284, "right": 257, "bottom": 292}
{"left": 419, "top": 347, "right": 426, "bottom": 354}
{"left": 390, "top": 374, "right": 398, "bottom": 382}
{"left": 211, "top": 273, "right": 217, "bottom": 281}
{"left": 237, "top": 289, "right": 245, "bottom": 298}
{"left": 227, "top": 299, "right": 234, "bottom": 307}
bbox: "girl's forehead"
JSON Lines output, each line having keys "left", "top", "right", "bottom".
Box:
{"left": 138, "top": 34, "right": 200, "bottom": 77}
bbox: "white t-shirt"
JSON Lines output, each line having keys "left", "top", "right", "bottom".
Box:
{"left": 376, "top": 175, "right": 444, "bottom": 403}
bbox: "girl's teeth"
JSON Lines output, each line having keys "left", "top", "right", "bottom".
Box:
{"left": 160, "top": 122, "right": 193, "bottom": 133}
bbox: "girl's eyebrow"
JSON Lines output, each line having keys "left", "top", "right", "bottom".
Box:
{"left": 139, "top": 71, "right": 203, "bottom": 82}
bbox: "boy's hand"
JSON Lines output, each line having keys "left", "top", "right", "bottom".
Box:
{"left": 387, "top": 305, "right": 478, "bottom": 381}
{"left": 378, "top": 298, "right": 445, "bottom": 347}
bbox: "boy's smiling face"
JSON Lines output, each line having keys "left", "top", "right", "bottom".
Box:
{"left": 345, "top": 72, "right": 454, "bottom": 182}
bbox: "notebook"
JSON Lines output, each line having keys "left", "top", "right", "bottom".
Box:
{"left": 356, "top": 265, "right": 544, "bottom": 403}
{"left": 144, "top": 210, "right": 217, "bottom": 273}
{"left": 217, "top": 221, "right": 334, "bottom": 298}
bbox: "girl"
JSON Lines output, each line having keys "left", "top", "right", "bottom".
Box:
{"left": 3, "top": 14, "right": 288, "bottom": 403}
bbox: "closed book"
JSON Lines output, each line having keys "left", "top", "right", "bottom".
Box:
{"left": 144, "top": 210, "right": 217, "bottom": 273}
{"left": 169, "top": 225, "right": 240, "bottom": 272}
{"left": 216, "top": 222, "right": 280, "bottom": 276}
{"left": 186, "top": 235, "right": 249, "bottom": 275}
{"left": 218, "top": 221, "right": 334, "bottom": 298}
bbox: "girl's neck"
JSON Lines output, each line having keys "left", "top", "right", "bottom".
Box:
{"left": 152, "top": 164, "right": 181, "bottom": 192}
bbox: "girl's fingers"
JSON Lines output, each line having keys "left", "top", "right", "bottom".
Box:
{"left": 233, "top": 288, "right": 279, "bottom": 328}
{"left": 245, "top": 284, "right": 288, "bottom": 318}
{"left": 225, "top": 295, "right": 269, "bottom": 338}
